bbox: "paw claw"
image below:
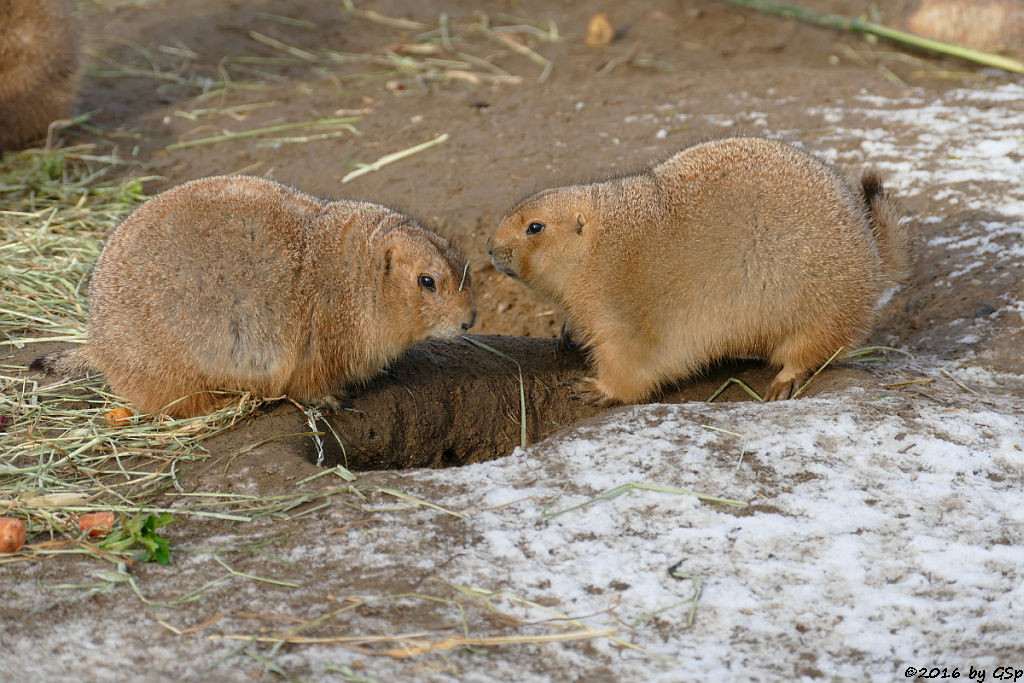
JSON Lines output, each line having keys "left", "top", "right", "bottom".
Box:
{"left": 557, "top": 332, "right": 582, "bottom": 355}
{"left": 763, "top": 383, "right": 791, "bottom": 401}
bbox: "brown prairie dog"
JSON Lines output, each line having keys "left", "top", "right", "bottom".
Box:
{"left": 487, "top": 136, "right": 912, "bottom": 405}
{"left": 32, "top": 175, "right": 477, "bottom": 417}
{"left": 0, "top": 0, "right": 80, "bottom": 149}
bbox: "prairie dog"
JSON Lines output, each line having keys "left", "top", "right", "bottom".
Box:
{"left": 895, "top": 0, "right": 1024, "bottom": 52}
{"left": 33, "top": 176, "right": 477, "bottom": 417}
{"left": 487, "top": 136, "right": 912, "bottom": 405}
{"left": 0, "top": 0, "right": 80, "bottom": 149}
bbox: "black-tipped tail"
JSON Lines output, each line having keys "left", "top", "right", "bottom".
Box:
{"left": 861, "top": 171, "right": 914, "bottom": 284}
{"left": 860, "top": 170, "right": 886, "bottom": 208}
{"left": 30, "top": 348, "right": 99, "bottom": 378}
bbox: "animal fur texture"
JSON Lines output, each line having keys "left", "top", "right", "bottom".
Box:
{"left": 33, "top": 176, "right": 477, "bottom": 417}
{"left": 488, "top": 136, "right": 913, "bottom": 405}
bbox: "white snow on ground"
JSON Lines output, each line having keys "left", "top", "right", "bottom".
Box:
{"left": 803, "top": 84, "right": 1024, "bottom": 368}
{"left": 235, "top": 378, "right": 1023, "bottom": 682}
{"left": 376, "top": 390, "right": 1024, "bottom": 681}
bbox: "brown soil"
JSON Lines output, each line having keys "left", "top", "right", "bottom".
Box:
{"left": 4, "top": 0, "right": 1023, "bottom": 680}
{"left": 206, "top": 336, "right": 871, "bottom": 470}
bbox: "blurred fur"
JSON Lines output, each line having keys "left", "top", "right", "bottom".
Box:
{"left": 0, "top": 0, "right": 80, "bottom": 149}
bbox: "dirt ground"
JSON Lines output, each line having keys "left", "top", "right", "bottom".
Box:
{"left": 3, "top": 0, "right": 1023, "bottom": 680}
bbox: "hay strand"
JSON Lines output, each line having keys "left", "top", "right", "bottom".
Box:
{"left": 341, "top": 133, "right": 449, "bottom": 183}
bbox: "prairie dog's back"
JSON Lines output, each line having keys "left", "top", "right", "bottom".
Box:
{"left": 88, "top": 177, "right": 328, "bottom": 381}
{"left": 652, "top": 137, "right": 871, "bottom": 259}
{"left": 629, "top": 139, "right": 882, "bottom": 336}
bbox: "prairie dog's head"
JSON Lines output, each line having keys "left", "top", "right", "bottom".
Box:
{"left": 380, "top": 226, "right": 476, "bottom": 344}
{"left": 487, "top": 187, "right": 592, "bottom": 300}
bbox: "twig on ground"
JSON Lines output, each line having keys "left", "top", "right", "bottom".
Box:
{"left": 341, "top": 133, "right": 449, "bottom": 184}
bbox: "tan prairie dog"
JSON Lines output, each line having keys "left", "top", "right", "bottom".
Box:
{"left": 0, "top": 0, "right": 80, "bottom": 149}
{"left": 895, "top": 0, "right": 1024, "bottom": 52}
{"left": 33, "top": 176, "right": 477, "bottom": 417}
{"left": 488, "top": 136, "right": 912, "bottom": 405}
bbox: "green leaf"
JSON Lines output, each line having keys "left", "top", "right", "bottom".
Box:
{"left": 97, "top": 512, "right": 175, "bottom": 565}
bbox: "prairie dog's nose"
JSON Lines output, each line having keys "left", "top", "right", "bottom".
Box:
{"left": 462, "top": 309, "right": 477, "bottom": 331}
{"left": 485, "top": 237, "right": 493, "bottom": 255}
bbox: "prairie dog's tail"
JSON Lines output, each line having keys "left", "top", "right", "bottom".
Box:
{"left": 30, "top": 347, "right": 99, "bottom": 378}
{"left": 861, "top": 171, "right": 913, "bottom": 284}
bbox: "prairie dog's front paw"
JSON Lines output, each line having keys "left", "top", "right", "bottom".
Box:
{"left": 570, "top": 376, "right": 620, "bottom": 408}
{"left": 311, "top": 390, "right": 354, "bottom": 412}
{"left": 764, "top": 367, "right": 809, "bottom": 401}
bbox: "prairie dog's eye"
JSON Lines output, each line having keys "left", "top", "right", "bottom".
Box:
{"left": 418, "top": 275, "right": 436, "bottom": 292}
{"left": 526, "top": 221, "right": 545, "bottom": 235}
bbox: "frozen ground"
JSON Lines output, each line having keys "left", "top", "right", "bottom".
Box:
{"left": 392, "top": 389, "right": 1024, "bottom": 681}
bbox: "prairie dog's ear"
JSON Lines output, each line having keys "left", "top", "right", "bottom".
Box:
{"left": 575, "top": 213, "right": 586, "bottom": 235}
{"left": 381, "top": 231, "right": 407, "bottom": 274}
